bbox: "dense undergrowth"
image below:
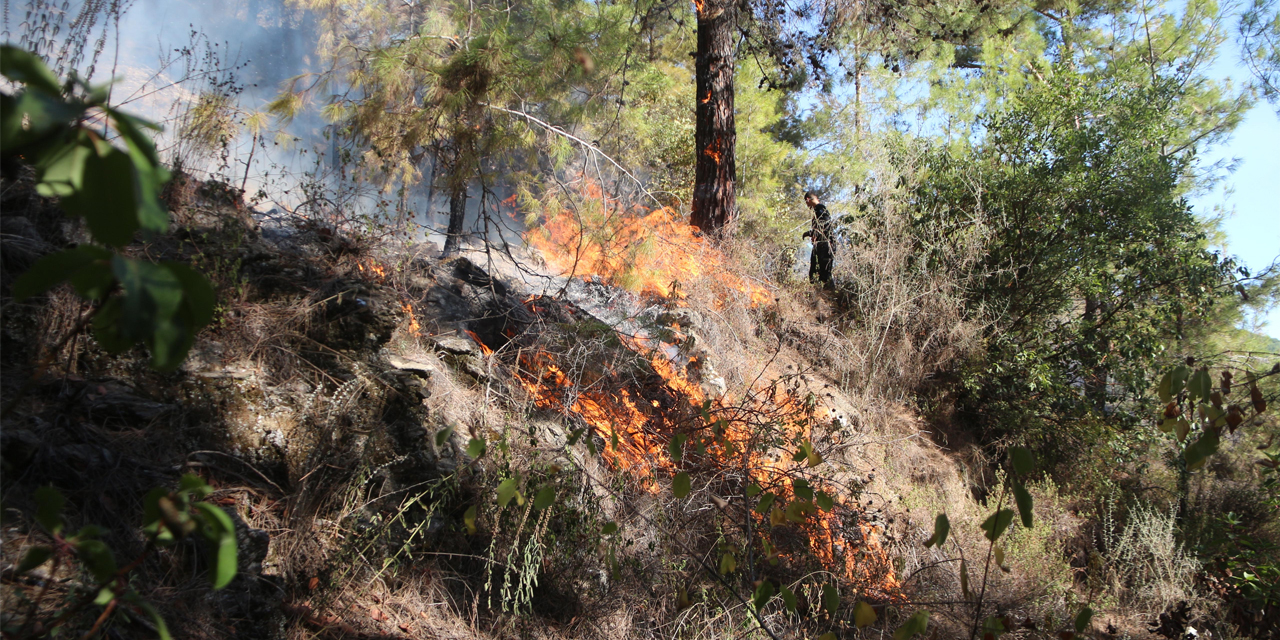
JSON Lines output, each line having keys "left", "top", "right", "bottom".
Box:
{"left": 4, "top": 0, "right": 1280, "bottom": 636}
{"left": 2, "top": 157, "right": 1277, "bottom": 638}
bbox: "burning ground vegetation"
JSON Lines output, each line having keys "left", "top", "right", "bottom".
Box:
{"left": 1, "top": 174, "right": 1089, "bottom": 640}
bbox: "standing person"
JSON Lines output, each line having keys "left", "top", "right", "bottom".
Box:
{"left": 802, "top": 191, "right": 834, "bottom": 285}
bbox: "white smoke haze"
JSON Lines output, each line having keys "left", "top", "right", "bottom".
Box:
{"left": 5, "top": 0, "right": 525, "bottom": 248}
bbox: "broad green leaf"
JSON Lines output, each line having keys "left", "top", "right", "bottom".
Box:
{"left": 463, "top": 505, "right": 477, "bottom": 534}
{"left": 16, "top": 546, "right": 53, "bottom": 574}
{"left": 994, "top": 545, "right": 1006, "bottom": 569}
{"left": 91, "top": 297, "right": 131, "bottom": 352}
{"left": 34, "top": 141, "right": 90, "bottom": 197}
{"left": 11, "top": 246, "right": 110, "bottom": 301}
{"left": 980, "top": 509, "right": 1015, "bottom": 542}
{"left": 1175, "top": 418, "right": 1190, "bottom": 442}
{"left": 818, "top": 634, "right": 836, "bottom": 640}
{"left": 822, "top": 583, "right": 838, "bottom": 616}
{"left": 1171, "top": 366, "right": 1190, "bottom": 397}
{"left": 601, "top": 521, "right": 618, "bottom": 535}
{"left": 61, "top": 147, "right": 139, "bottom": 247}
{"left": 672, "top": 472, "right": 691, "bottom": 498}
{"left": 0, "top": 45, "right": 64, "bottom": 94}
{"left": 816, "top": 491, "right": 834, "bottom": 511}
{"left": 135, "top": 600, "right": 172, "bottom": 640}
{"left": 105, "top": 107, "right": 163, "bottom": 165}
{"left": 668, "top": 433, "right": 687, "bottom": 462}
{"left": 534, "top": 486, "right": 556, "bottom": 510}
{"left": 924, "top": 513, "right": 949, "bottom": 548}
{"left": 1012, "top": 480, "right": 1034, "bottom": 529}
{"left": 1074, "top": 606, "right": 1093, "bottom": 633}
{"left": 435, "top": 426, "right": 454, "bottom": 447}
{"left": 1009, "top": 446, "right": 1034, "bottom": 475}
{"left": 141, "top": 487, "right": 174, "bottom": 542}
{"left": 76, "top": 539, "right": 117, "bottom": 582}
{"left": 1203, "top": 403, "right": 1224, "bottom": 428}
{"left": 719, "top": 550, "right": 736, "bottom": 574}
{"left": 72, "top": 524, "right": 105, "bottom": 541}
{"left": 34, "top": 485, "right": 65, "bottom": 535}
{"left": 1157, "top": 369, "right": 1173, "bottom": 403}
{"left": 179, "top": 473, "right": 212, "bottom": 498}
{"left": 1158, "top": 417, "right": 1176, "bottom": 433}
{"left": 109, "top": 256, "right": 191, "bottom": 370}
{"left": 94, "top": 586, "right": 115, "bottom": 605}
{"left": 1, "top": 89, "right": 84, "bottom": 149}
{"left": 779, "top": 585, "right": 797, "bottom": 612}
{"left": 755, "top": 492, "right": 776, "bottom": 515}
{"left": 165, "top": 262, "right": 215, "bottom": 328}
{"left": 893, "top": 610, "right": 929, "bottom": 639}
{"left": 960, "top": 558, "right": 971, "bottom": 599}
{"left": 1185, "top": 428, "right": 1221, "bottom": 470}
{"left": 746, "top": 484, "right": 762, "bottom": 498}
{"left": 1188, "top": 368, "right": 1211, "bottom": 403}
{"left": 496, "top": 477, "right": 519, "bottom": 508}
{"left": 792, "top": 478, "right": 814, "bottom": 501}
{"left": 751, "top": 580, "right": 775, "bottom": 610}
{"left": 854, "top": 601, "right": 876, "bottom": 627}
{"left": 785, "top": 500, "right": 811, "bottom": 523}
{"left": 807, "top": 445, "right": 823, "bottom": 467}
{"left": 192, "top": 502, "right": 237, "bottom": 589}
{"left": 770, "top": 506, "right": 786, "bottom": 526}
{"left": 115, "top": 121, "right": 170, "bottom": 234}
{"left": 466, "top": 437, "right": 486, "bottom": 459}
{"left": 566, "top": 428, "right": 586, "bottom": 446}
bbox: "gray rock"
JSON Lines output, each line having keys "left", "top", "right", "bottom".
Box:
{"left": 386, "top": 354, "right": 440, "bottom": 377}
{"left": 431, "top": 334, "right": 479, "bottom": 356}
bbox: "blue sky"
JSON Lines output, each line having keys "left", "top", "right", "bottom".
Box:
{"left": 1190, "top": 45, "right": 1280, "bottom": 339}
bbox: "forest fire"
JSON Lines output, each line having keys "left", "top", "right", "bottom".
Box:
{"left": 401, "top": 302, "right": 421, "bottom": 336}
{"left": 522, "top": 181, "right": 769, "bottom": 305}
{"left": 356, "top": 257, "right": 387, "bottom": 281}
{"left": 513, "top": 180, "right": 897, "bottom": 599}
{"left": 494, "top": 294, "right": 901, "bottom": 601}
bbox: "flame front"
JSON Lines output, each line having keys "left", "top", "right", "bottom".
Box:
{"left": 502, "top": 302, "right": 900, "bottom": 600}
{"left": 523, "top": 180, "right": 769, "bottom": 305}
{"left": 512, "top": 179, "right": 897, "bottom": 599}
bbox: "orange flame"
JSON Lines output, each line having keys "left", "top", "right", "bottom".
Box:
{"left": 523, "top": 179, "right": 769, "bottom": 305}
{"left": 463, "top": 329, "right": 494, "bottom": 355}
{"left": 512, "top": 307, "right": 900, "bottom": 598}
{"left": 703, "top": 147, "right": 722, "bottom": 164}
{"left": 356, "top": 258, "right": 387, "bottom": 281}
{"left": 700, "top": 90, "right": 712, "bottom": 104}
{"left": 402, "top": 301, "right": 421, "bottom": 337}
{"left": 515, "top": 179, "right": 895, "bottom": 597}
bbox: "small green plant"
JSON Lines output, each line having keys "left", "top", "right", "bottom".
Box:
{"left": 5, "top": 475, "right": 238, "bottom": 639}
{"left": 1, "top": 45, "right": 214, "bottom": 372}
{"left": 917, "top": 447, "right": 1095, "bottom": 639}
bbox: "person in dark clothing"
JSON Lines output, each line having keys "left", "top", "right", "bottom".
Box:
{"left": 802, "top": 191, "right": 834, "bottom": 285}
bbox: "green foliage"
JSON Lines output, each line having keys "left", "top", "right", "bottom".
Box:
{"left": 1, "top": 45, "right": 214, "bottom": 371}
{"left": 927, "top": 65, "right": 1238, "bottom": 455}
{"left": 10, "top": 476, "right": 236, "bottom": 639}
{"left": 1240, "top": 0, "right": 1280, "bottom": 112}
{"left": 893, "top": 610, "right": 929, "bottom": 639}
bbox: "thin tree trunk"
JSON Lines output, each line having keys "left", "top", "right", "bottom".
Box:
{"left": 1083, "top": 296, "right": 1109, "bottom": 412}
{"left": 690, "top": 0, "right": 737, "bottom": 235}
{"left": 443, "top": 181, "right": 467, "bottom": 256}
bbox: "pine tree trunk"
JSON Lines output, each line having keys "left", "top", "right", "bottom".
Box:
{"left": 690, "top": 0, "right": 737, "bottom": 235}
{"left": 443, "top": 183, "right": 467, "bottom": 256}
